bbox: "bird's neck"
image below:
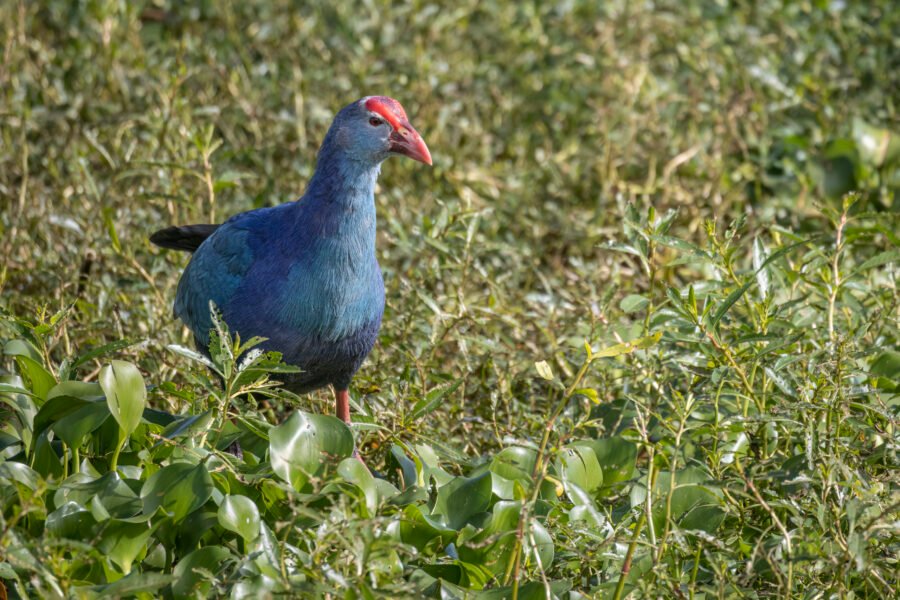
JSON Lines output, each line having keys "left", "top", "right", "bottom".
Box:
{"left": 295, "top": 145, "right": 381, "bottom": 257}
{"left": 305, "top": 144, "right": 381, "bottom": 210}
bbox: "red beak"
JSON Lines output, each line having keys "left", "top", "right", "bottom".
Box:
{"left": 389, "top": 120, "right": 432, "bottom": 166}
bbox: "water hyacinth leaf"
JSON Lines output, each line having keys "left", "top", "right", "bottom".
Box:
{"left": 52, "top": 401, "right": 110, "bottom": 448}
{"left": 99, "top": 520, "right": 154, "bottom": 574}
{"left": 86, "top": 572, "right": 174, "bottom": 598}
{"left": 586, "top": 437, "right": 638, "bottom": 493}
{"left": 55, "top": 472, "right": 142, "bottom": 519}
{"left": 269, "top": 411, "right": 354, "bottom": 490}
{"left": 99, "top": 361, "right": 146, "bottom": 438}
{"left": 46, "top": 501, "right": 96, "bottom": 539}
{"left": 558, "top": 445, "right": 603, "bottom": 493}
{"left": 46, "top": 381, "right": 104, "bottom": 401}
{"left": 651, "top": 467, "right": 725, "bottom": 535}
{"left": 172, "top": 546, "right": 232, "bottom": 599}
{"left": 399, "top": 504, "right": 457, "bottom": 551}
{"left": 141, "top": 462, "right": 213, "bottom": 522}
{"left": 218, "top": 494, "right": 260, "bottom": 543}
{"left": 432, "top": 472, "right": 492, "bottom": 530}
{"left": 390, "top": 444, "right": 420, "bottom": 488}
{"left": 158, "top": 410, "right": 214, "bottom": 443}
{"left": 338, "top": 457, "right": 399, "bottom": 513}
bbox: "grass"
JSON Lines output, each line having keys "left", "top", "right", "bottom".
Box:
{"left": 1, "top": 1, "right": 898, "bottom": 598}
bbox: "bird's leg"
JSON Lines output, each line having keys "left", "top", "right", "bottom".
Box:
{"left": 335, "top": 388, "right": 351, "bottom": 423}
{"left": 333, "top": 388, "right": 367, "bottom": 467}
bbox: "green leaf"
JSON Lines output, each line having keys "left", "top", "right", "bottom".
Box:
{"left": 99, "top": 360, "right": 146, "bottom": 438}
{"left": 55, "top": 472, "right": 142, "bottom": 519}
{"left": 218, "top": 494, "right": 261, "bottom": 544}
{"left": 432, "top": 472, "right": 492, "bottom": 530}
{"left": 269, "top": 411, "right": 354, "bottom": 490}
{"left": 620, "top": 294, "right": 650, "bottom": 314}
{"left": 534, "top": 360, "right": 554, "bottom": 380}
{"left": 98, "top": 520, "right": 154, "bottom": 574}
{"left": 53, "top": 402, "right": 110, "bottom": 448}
{"left": 408, "top": 377, "right": 464, "bottom": 423}
{"left": 339, "top": 458, "right": 400, "bottom": 514}
{"left": 592, "top": 332, "right": 662, "bottom": 359}
{"left": 172, "top": 546, "right": 232, "bottom": 599}
{"left": 707, "top": 281, "right": 752, "bottom": 330}
{"left": 85, "top": 571, "right": 174, "bottom": 597}
{"left": 650, "top": 467, "right": 725, "bottom": 535}
{"left": 141, "top": 462, "right": 213, "bottom": 522}
{"left": 855, "top": 249, "right": 900, "bottom": 273}
{"left": 399, "top": 504, "right": 457, "bottom": 552}
{"left": 6, "top": 346, "right": 56, "bottom": 401}
{"left": 490, "top": 446, "right": 537, "bottom": 499}
{"left": 587, "top": 437, "right": 638, "bottom": 494}
{"left": 46, "top": 501, "right": 96, "bottom": 539}
{"left": 557, "top": 445, "right": 603, "bottom": 493}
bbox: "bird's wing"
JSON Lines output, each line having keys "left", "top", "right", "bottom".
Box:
{"left": 150, "top": 224, "right": 219, "bottom": 252}
{"left": 172, "top": 207, "right": 281, "bottom": 348}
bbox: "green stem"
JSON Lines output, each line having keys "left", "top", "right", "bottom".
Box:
{"left": 110, "top": 440, "right": 123, "bottom": 472}
{"left": 613, "top": 510, "right": 648, "bottom": 600}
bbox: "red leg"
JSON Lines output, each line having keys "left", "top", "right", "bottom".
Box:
{"left": 335, "top": 388, "right": 351, "bottom": 423}
{"left": 334, "top": 388, "right": 367, "bottom": 467}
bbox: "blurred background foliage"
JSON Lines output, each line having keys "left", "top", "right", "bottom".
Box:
{"left": 1, "top": 0, "right": 898, "bottom": 598}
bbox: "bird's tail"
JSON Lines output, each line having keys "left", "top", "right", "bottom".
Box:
{"left": 149, "top": 224, "right": 219, "bottom": 252}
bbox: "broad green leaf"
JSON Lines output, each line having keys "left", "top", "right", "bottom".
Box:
{"left": 432, "top": 472, "right": 492, "bottom": 530}
{"left": 399, "top": 504, "right": 457, "bottom": 552}
{"left": 339, "top": 457, "right": 399, "bottom": 514}
{"left": 557, "top": 445, "right": 603, "bottom": 493}
{"left": 46, "top": 501, "right": 96, "bottom": 539}
{"left": 172, "top": 546, "right": 232, "bottom": 599}
{"left": 84, "top": 571, "right": 173, "bottom": 598}
{"left": 218, "top": 494, "right": 260, "bottom": 543}
{"left": 582, "top": 437, "right": 638, "bottom": 495}
{"left": 53, "top": 402, "right": 110, "bottom": 448}
{"left": 650, "top": 467, "right": 725, "bottom": 535}
{"left": 98, "top": 520, "right": 154, "bottom": 574}
{"left": 141, "top": 462, "right": 213, "bottom": 522}
{"left": 99, "top": 360, "right": 146, "bottom": 438}
{"left": 56, "top": 472, "right": 142, "bottom": 519}
{"left": 269, "top": 411, "right": 354, "bottom": 490}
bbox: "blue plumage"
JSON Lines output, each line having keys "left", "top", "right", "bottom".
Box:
{"left": 152, "top": 96, "right": 431, "bottom": 417}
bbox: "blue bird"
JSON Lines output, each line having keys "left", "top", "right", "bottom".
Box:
{"left": 151, "top": 96, "right": 431, "bottom": 425}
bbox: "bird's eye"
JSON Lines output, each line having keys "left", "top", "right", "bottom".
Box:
{"left": 369, "top": 117, "right": 384, "bottom": 127}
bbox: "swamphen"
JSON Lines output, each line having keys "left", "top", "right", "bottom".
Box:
{"left": 151, "top": 96, "right": 431, "bottom": 426}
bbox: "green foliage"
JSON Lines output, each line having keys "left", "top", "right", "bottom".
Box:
{"left": 1, "top": 0, "right": 899, "bottom": 598}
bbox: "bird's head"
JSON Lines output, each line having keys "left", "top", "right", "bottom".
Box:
{"left": 329, "top": 96, "right": 432, "bottom": 167}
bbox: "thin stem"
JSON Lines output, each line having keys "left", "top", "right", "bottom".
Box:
{"left": 613, "top": 510, "right": 647, "bottom": 600}
{"left": 827, "top": 211, "right": 847, "bottom": 343}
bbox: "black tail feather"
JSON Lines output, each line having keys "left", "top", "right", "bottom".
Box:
{"left": 150, "top": 224, "right": 219, "bottom": 253}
